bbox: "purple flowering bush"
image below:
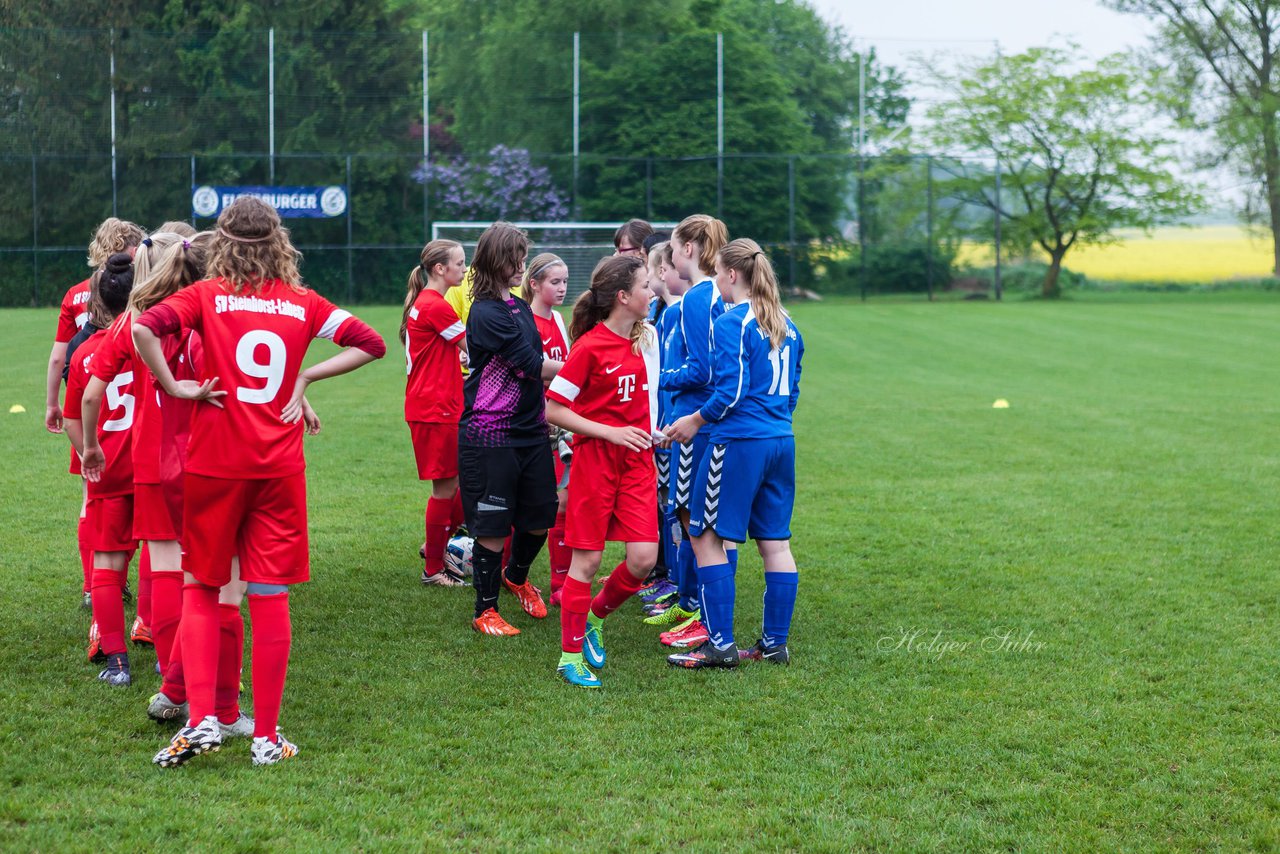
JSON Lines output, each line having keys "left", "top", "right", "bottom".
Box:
{"left": 415, "top": 145, "right": 570, "bottom": 221}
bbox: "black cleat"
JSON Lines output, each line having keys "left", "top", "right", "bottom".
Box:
{"left": 667, "top": 641, "right": 739, "bottom": 669}
{"left": 738, "top": 638, "right": 790, "bottom": 666}
{"left": 97, "top": 652, "right": 132, "bottom": 687}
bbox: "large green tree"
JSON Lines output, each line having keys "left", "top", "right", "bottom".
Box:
{"left": 1105, "top": 0, "right": 1280, "bottom": 275}
{"left": 926, "top": 47, "right": 1202, "bottom": 297}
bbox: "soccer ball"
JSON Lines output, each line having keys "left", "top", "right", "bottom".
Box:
{"left": 445, "top": 535, "right": 474, "bottom": 578}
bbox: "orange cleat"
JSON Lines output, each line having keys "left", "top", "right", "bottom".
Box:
{"left": 472, "top": 608, "right": 521, "bottom": 636}
{"left": 502, "top": 573, "right": 548, "bottom": 619}
{"left": 86, "top": 620, "right": 106, "bottom": 663}
{"left": 130, "top": 615, "right": 154, "bottom": 645}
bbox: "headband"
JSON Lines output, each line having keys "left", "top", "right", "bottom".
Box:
{"left": 528, "top": 257, "right": 565, "bottom": 282}
{"left": 217, "top": 227, "right": 272, "bottom": 244}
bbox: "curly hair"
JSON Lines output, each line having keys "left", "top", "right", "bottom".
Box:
{"left": 87, "top": 218, "right": 145, "bottom": 269}
{"left": 206, "top": 197, "right": 303, "bottom": 294}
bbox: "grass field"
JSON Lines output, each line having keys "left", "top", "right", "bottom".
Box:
{"left": 2, "top": 294, "right": 1279, "bottom": 850}
{"left": 959, "top": 224, "right": 1277, "bottom": 282}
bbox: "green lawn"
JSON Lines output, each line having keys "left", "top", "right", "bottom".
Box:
{"left": 1, "top": 295, "right": 1278, "bottom": 851}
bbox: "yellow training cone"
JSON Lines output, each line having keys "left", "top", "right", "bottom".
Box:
{"left": 9, "top": 404, "right": 26, "bottom": 413}
{"left": 992, "top": 399, "right": 1009, "bottom": 409}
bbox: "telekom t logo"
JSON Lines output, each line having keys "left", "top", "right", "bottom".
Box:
{"left": 617, "top": 374, "right": 636, "bottom": 402}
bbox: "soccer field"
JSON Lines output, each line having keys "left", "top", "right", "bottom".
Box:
{"left": 1, "top": 295, "right": 1277, "bottom": 850}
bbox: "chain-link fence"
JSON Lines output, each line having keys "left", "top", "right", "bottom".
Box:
{"left": 0, "top": 28, "right": 1009, "bottom": 305}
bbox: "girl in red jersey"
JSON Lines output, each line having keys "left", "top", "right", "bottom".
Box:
{"left": 65, "top": 254, "right": 138, "bottom": 686}
{"left": 523, "top": 253, "right": 574, "bottom": 605}
{"left": 134, "top": 198, "right": 386, "bottom": 767}
{"left": 48, "top": 218, "right": 145, "bottom": 607}
{"left": 402, "top": 239, "right": 470, "bottom": 587}
{"left": 545, "top": 254, "right": 663, "bottom": 688}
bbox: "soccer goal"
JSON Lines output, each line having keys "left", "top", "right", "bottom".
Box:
{"left": 431, "top": 221, "right": 678, "bottom": 301}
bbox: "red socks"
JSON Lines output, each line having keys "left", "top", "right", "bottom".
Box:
{"left": 590, "top": 561, "right": 646, "bottom": 620}
{"left": 559, "top": 576, "right": 592, "bottom": 653}
{"left": 216, "top": 604, "right": 244, "bottom": 725}
{"left": 91, "top": 567, "right": 127, "bottom": 655}
{"left": 548, "top": 512, "right": 570, "bottom": 596}
{"left": 180, "top": 583, "right": 221, "bottom": 725}
{"left": 77, "top": 516, "right": 92, "bottom": 593}
{"left": 137, "top": 544, "right": 152, "bottom": 626}
{"left": 248, "top": 592, "right": 292, "bottom": 740}
{"left": 424, "top": 496, "right": 453, "bottom": 575}
{"left": 449, "top": 491, "right": 465, "bottom": 535}
{"left": 161, "top": 629, "right": 186, "bottom": 703}
{"left": 150, "top": 571, "right": 183, "bottom": 673}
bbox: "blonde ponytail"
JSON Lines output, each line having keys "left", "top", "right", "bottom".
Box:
{"left": 719, "top": 238, "right": 788, "bottom": 349}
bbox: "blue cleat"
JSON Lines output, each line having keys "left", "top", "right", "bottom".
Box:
{"left": 557, "top": 657, "right": 601, "bottom": 689}
{"left": 583, "top": 618, "right": 606, "bottom": 669}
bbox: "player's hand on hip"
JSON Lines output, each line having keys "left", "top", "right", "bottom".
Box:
{"left": 280, "top": 376, "right": 311, "bottom": 425}
{"left": 174, "top": 378, "right": 226, "bottom": 408}
{"left": 604, "top": 425, "right": 654, "bottom": 452}
{"left": 300, "top": 397, "right": 322, "bottom": 435}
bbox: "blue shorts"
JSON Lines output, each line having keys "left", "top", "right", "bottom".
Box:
{"left": 655, "top": 446, "right": 672, "bottom": 495}
{"left": 688, "top": 436, "right": 795, "bottom": 543}
{"left": 668, "top": 430, "right": 711, "bottom": 512}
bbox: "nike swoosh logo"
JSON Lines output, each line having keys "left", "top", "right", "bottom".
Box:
{"left": 572, "top": 635, "right": 585, "bottom": 643}
{"left": 605, "top": 364, "right": 622, "bottom": 374}
{"left": 542, "top": 337, "right": 553, "bottom": 345}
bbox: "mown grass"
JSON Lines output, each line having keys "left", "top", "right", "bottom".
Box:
{"left": 2, "top": 295, "right": 1279, "bottom": 851}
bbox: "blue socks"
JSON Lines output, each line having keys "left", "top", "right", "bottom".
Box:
{"left": 762, "top": 571, "right": 798, "bottom": 647}
{"left": 697, "top": 562, "right": 736, "bottom": 649}
{"left": 676, "top": 541, "right": 699, "bottom": 611}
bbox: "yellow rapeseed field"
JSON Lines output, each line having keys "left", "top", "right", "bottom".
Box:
{"left": 959, "top": 225, "right": 1275, "bottom": 282}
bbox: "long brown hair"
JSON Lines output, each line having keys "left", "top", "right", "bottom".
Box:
{"left": 469, "top": 221, "right": 528, "bottom": 302}
{"left": 719, "top": 238, "right": 788, "bottom": 349}
{"left": 87, "top": 218, "right": 145, "bottom": 269}
{"left": 206, "top": 197, "right": 303, "bottom": 294}
{"left": 129, "top": 233, "right": 211, "bottom": 316}
{"left": 672, "top": 214, "right": 728, "bottom": 275}
{"left": 400, "top": 239, "right": 462, "bottom": 345}
{"left": 570, "top": 255, "right": 649, "bottom": 353}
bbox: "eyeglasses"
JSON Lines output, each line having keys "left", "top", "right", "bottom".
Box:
{"left": 615, "top": 246, "right": 643, "bottom": 256}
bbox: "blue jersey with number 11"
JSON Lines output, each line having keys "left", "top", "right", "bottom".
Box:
{"left": 700, "top": 302, "right": 802, "bottom": 441}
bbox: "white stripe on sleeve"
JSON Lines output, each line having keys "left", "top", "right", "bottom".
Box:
{"left": 317, "top": 309, "right": 353, "bottom": 341}
{"left": 548, "top": 375, "right": 581, "bottom": 402}
{"left": 438, "top": 320, "right": 465, "bottom": 341}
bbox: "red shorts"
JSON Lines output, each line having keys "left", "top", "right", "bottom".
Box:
{"left": 133, "top": 482, "right": 182, "bottom": 541}
{"left": 409, "top": 421, "right": 459, "bottom": 480}
{"left": 182, "top": 472, "right": 309, "bottom": 587}
{"left": 87, "top": 494, "right": 137, "bottom": 553}
{"left": 565, "top": 439, "right": 657, "bottom": 551}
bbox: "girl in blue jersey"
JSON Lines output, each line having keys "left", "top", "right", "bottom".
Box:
{"left": 664, "top": 238, "right": 803, "bottom": 668}
{"left": 649, "top": 215, "right": 731, "bottom": 649}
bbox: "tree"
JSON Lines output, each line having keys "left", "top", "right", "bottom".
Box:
{"left": 925, "top": 47, "right": 1202, "bottom": 297}
{"left": 1105, "top": 0, "right": 1280, "bottom": 275}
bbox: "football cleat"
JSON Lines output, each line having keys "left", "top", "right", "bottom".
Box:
{"left": 557, "top": 658, "right": 602, "bottom": 689}
{"left": 640, "top": 578, "right": 676, "bottom": 600}
{"left": 97, "top": 652, "right": 132, "bottom": 687}
{"left": 502, "top": 573, "right": 548, "bottom": 619}
{"left": 86, "top": 621, "right": 106, "bottom": 663}
{"left": 661, "top": 620, "right": 709, "bottom": 648}
{"left": 80, "top": 591, "right": 92, "bottom": 610}
{"left": 643, "top": 604, "right": 698, "bottom": 628}
{"left": 549, "top": 589, "right": 562, "bottom": 608}
{"left": 739, "top": 638, "right": 791, "bottom": 666}
{"left": 153, "top": 716, "right": 221, "bottom": 767}
{"left": 130, "top": 616, "right": 153, "bottom": 645}
{"left": 583, "top": 619, "right": 606, "bottom": 669}
{"left": 218, "top": 713, "right": 256, "bottom": 739}
{"left": 667, "top": 641, "right": 740, "bottom": 669}
{"left": 251, "top": 733, "right": 299, "bottom": 766}
{"left": 420, "top": 567, "right": 468, "bottom": 587}
{"left": 472, "top": 608, "right": 520, "bottom": 636}
{"left": 147, "top": 691, "right": 188, "bottom": 722}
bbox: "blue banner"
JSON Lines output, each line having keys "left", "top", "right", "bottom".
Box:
{"left": 192, "top": 185, "right": 348, "bottom": 219}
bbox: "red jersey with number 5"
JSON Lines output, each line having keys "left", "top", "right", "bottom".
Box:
{"left": 404, "top": 288, "right": 465, "bottom": 423}
{"left": 65, "top": 330, "right": 136, "bottom": 499}
{"left": 546, "top": 323, "right": 652, "bottom": 429}
{"left": 158, "top": 277, "right": 357, "bottom": 479}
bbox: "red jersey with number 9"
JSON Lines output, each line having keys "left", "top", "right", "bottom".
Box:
{"left": 65, "top": 330, "right": 136, "bottom": 499}
{"left": 160, "top": 277, "right": 356, "bottom": 479}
